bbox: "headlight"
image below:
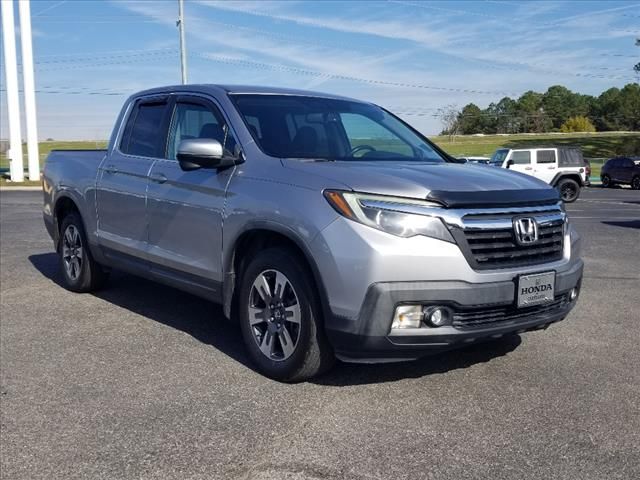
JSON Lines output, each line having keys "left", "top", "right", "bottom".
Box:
{"left": 324, "top": 190, "right": 454, "bottom": 242}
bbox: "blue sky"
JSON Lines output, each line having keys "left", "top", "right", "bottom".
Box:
{"left": 1, "top": 0, "right": 639, "bottom": 140}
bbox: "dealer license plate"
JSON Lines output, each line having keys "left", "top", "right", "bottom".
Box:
{"left": 517, "top": 272, "right": 555, "bottom": 308}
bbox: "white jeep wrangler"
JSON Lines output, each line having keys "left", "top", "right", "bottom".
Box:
{"left": 490, "top": 147, "right": 588, "bottom": 203}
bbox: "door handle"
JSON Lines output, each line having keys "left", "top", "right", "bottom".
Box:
{"left": 150, "top": 173, "right": 167, "bottom": 184}
{"left": 104, "top": 164, "right": 118, "bottom": 174}
{"left": 524, "top": 167, "right": 533, "bottom": 170}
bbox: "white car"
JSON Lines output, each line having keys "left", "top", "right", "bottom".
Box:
{"left": 491, "top": 147, "right": 589, "bottom": 202}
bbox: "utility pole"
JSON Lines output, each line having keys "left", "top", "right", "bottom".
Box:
{"left": 19, "top": 0, "right": 40, "bottom": 181}
{"left": 1, "top": 0, "right": 24, "bottom": 182}
{"left": 178, "top": 0, "right": 187, "bottom": 84}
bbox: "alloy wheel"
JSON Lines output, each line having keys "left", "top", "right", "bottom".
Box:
{"left": 248, "top": 269, "right": 301, "bottom": 361}
{"left": 561, "top": 183, "right": 577, "bottom": 201}
{"left": 62, "top": 225, "right": 83, "bottom": 281}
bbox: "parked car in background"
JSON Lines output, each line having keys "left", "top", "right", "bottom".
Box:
{"left": 42, "top": 85, "right": 583, "bottom": 381}
{"left": 601, "top": 157, "right": 640, "bottom": 189}
{"left": 458, "top": 156, "right": 492, "bottom": 164}
{"left": 490, "top": 146, "right": 589, "bottom": 202}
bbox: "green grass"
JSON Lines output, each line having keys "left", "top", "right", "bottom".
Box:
{"left": 428, "top": 132, "right": 640, "bottom": 159}
{"left": 0, "top": 140, "right": 107, "bottom": 171}
{"left": 0, "top": 177, "right": 42, "bottom": 187}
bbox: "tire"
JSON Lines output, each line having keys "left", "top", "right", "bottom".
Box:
{"left": 557, "top": 178, "right": 580, "bottom": 203}
{"left": 632, "top": 176, "right": 640, "bottom": 190}
{"left": 58, "top": 212, "right": 109, "bottom": 292}
{"left": 238, "top": 247, "right": 335, "bottom": 382}
{"left": 601, "top": 174, "right": 612, "bottom": 188}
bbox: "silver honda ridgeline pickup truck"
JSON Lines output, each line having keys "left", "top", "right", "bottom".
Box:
{"left": 43, "top": 85, "right": 583, "bottom": 381}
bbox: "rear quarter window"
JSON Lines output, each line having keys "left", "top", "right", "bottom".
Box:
{"left": 537, "top": 150, "right": 556, "bottom": 164}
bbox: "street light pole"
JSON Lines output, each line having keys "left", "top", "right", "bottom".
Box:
{"left": 178, "top": 0, "right": 187, "bottom": 84}
{"left": 19, "top": 0, "right": 40, "bottom": 181}
{"left": 1, "top": 0, "right": 24, "bottom": 182}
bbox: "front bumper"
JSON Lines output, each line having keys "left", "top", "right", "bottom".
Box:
{"left": 325, "top": 260, "right": 583, "bottom": 362}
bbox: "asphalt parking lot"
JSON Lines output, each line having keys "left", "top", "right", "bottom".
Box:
{"left": 1, "top": 187, "right": 639, "bottom": 480}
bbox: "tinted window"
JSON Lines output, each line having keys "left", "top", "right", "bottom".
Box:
{"left": 121, "top": 102, "right": 167, "bottom": 157}
{"left": 537, "top": 150, "right": 556, "bottom": 164}
{"left": 511, "top": 151, "right": 531, "bottom": 165}
{"left": 231, "top": 94, "right": 445, "bottom": 162}
{"left": 558, "top": 148, "right": 584, "bottom": 167}
{"left": 607, "top": 159, "right": 620, "bottom": 168}
{"left": 621, "top": 158, "right": 634, "bottom": 168}
{"left": 167, "top": 101, "right": 237, "bottom": 160}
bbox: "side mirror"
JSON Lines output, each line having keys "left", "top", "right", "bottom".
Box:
{"left": 505, "top": 159, "right": 514, "bottom": 168}
{"left": 177, "top": 138, "right": 238, "bottom": 171}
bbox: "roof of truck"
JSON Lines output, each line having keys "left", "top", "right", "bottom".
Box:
{"left": 131, "top": 84, "right": 362, "bottom": 102}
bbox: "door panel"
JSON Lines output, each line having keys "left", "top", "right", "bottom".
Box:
{"left": 96, "top": 97, "right": 170, "bottom": 258}
{"left": 533, "top": 149, "right": 558, "bottom": 184}
{"left": 146, "top": 160, "right": 231, "bottom": 283}
{"left": 620, "top": 159, "right": 634, "bottom": 182}
{"left": 507, "top": 150, "right": 534, "bottom": 176}
{"left": 145, "top": 96, "right": 238, "bottom": 285}
{"left": 96, "top": 153, "right": 155, "bottom": 256}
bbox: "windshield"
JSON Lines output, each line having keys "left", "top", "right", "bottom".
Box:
{"left": 491, "top": 149, "right": 508, "bottom": 166}
{"left": 231, "top": 94, "right": 446, "bottom": 162}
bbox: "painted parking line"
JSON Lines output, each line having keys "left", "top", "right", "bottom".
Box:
{"left": 578, "top": 199, "right": 640, "bottom": 206}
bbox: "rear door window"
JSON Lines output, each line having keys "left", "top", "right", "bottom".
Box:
{"left": 120, "top": 100, "right": 169, "bottom": 157}
{"left": 536, "top": 150, "right": 556, "bottom": 164}
{"left": 511, "top": 151, "right": 531, "bottom": 164}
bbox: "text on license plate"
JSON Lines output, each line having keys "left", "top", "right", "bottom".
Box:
{"left": 517, "top": 271, "right": 555, "bottom": 308}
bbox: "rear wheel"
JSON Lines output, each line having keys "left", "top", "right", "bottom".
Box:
{"left": 601, "top": 174, "right": 612, "bottom": 188}
{"left": 557, "top": 178, "right": 580, "bottom": 203}
{"left": 632, "top": 176, "right": 640, "bottom": 190}
{"left": 238, "top": 248, "right": 334, "bottom": 382}
{"left": 59, "top": 213, "right": 108, "bottom": 292}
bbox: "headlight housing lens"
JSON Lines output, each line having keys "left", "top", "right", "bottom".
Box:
{"left": 324, "top": 190, "right": 454, "bottom": 242}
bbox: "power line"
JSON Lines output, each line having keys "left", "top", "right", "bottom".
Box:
{"left": 33, "top": 0, "right": 68, "bottom": 17}
{"left": 191, "top": 52, "right": 522, "bottom": 97}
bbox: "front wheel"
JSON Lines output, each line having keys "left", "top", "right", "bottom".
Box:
{"left": 557, "top": 178, "right": 580, "bottom": 203}
{"left": 59, "top": 213, "right": 109, "bottom": 292}
{"left": 238, "top": 248, "right": 334, "bottom": 382}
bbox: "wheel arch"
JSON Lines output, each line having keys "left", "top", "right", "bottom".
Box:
{"left": 52, "top": 194, "right": 83, "bottom": 251}
{"left": 551, "top": 172, "right": 583, "bottom": 187}
{"left": 223, "top": 223, "right": 332, "bottom": 328}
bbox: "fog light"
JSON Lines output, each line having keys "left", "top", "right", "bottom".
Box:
{"left": 391, "top": 305, "right": 423, "bottom": 329}
{"left": 570, "top": 287, "right": 579, "bottom": 301}
{"left": 424, "top": 306, "right": 450, "bottom": 327}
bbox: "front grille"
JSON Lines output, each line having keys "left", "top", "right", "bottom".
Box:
{"left": 462, "top": 219, "right": 564, "bottom": 269}
{"left": 452, "top": 294, "right": 569, "bottom": 329}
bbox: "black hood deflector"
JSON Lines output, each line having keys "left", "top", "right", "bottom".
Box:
{"left": 427, "top": 188, "right": 560, "bottom": 208}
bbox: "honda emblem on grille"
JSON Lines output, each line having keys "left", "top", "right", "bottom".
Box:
{"left": 514, "top": 217, "right": 539, "bottom": 245}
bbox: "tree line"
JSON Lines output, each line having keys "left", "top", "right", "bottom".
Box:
{"left": 442, "top": 83, "right": 640, "bottom": 135}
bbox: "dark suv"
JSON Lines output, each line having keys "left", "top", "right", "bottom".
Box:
{"left": 601, "top": 157, "right": 640, "bottom": 190}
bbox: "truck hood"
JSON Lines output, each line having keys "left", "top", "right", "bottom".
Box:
{"left": 282, "top": 160, "right": 560, "bottom": 208}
